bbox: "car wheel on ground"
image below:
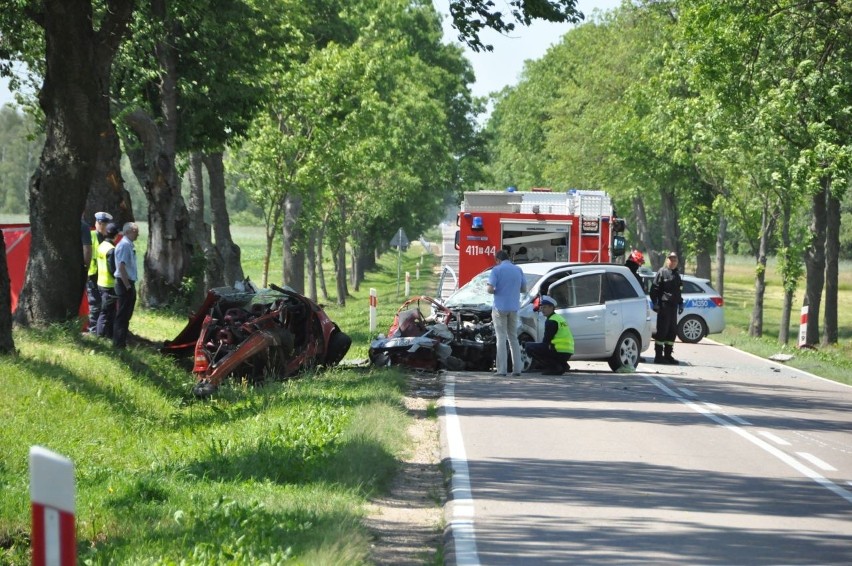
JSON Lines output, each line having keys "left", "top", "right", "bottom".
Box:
{"left": 608, "top": 330, "right": 642, "bottom": 371}
{"left": 677, "top": 315, "right": 707, "bottom": 343}
{"left": 325, "top": 330, "right": 352, "bottom": 364}
{"left": 518, "top": 332, "right": 535, "bottom": 372}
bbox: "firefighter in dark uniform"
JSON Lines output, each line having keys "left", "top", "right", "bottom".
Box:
{"left": 650, "top": 251, "right": 684, "bottom": 364}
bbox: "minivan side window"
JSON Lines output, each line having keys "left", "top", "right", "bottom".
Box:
{"left": 539, "top": 270, "right": 571, "bottom": 297}
{"left": 604, "top": 272, "right": 640, "bottom": 301}
{"left": 551, "top": 273, "right": 602, "bottom": 307}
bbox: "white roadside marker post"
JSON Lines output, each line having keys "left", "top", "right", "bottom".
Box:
{"left": 30, "top": 446, "right": 76, "bottom": 566}
{"left": 369, "top": 288, "right": 377, "bottom": 333}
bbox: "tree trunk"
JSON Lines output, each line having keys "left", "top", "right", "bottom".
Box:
{"left": 188, "top": 152, "right": 223, "bottom": 296}
{"left": 659, "top": 188, "right": 679, "bottom": 269}
{"left": 86, "top": 120, "right": 134, "bottom": 226}
{"left": 335, "top": 242, "right": 347, "bottom": 306}
{"left": 317, "top": 226, "right": 329, "bottom": 301}
{"left": 363, "top": 245, "right": 377, "bottom": 272}
{"left": 124, "top": 109, "right": 193, "bottom": 307}
{"left": 823, "top": 186, "right": 839, "bottom": 345}
{"left": 804, "top": 182, "right": 827, "bottom": 346}
{"left": 694, "top": 250, "right": 711, "bottom": 280}
{"left": 631, "top": 194, "right": 652, "bottom": 259}
{"left": 125, "top": 0, "right": 194, "bottom": 307}
{"left": 87, "top": 0, "right": 135, "bottom": 226}
{"left": 262, "top": 232, "right": 273, "bottom": 288}
{"left": 778, "top": 202, "right": 793, "bottom": 345}
{"left": 748, "top": 207, "right": 771, "bottom": 338}
{"left": 16, "top": 0, "right": 117, "bottom": 326}
{"left": 715, "top": 214, "right": 727, "bottom": 296}
{"left": 282, "top": 192, "right": 304, "bottom": 292}
{"left": 306, "top": 230, "right": 318, "bottom": 302}
{"left": 0, "top": 232, "right": 15, "bottom": 353}
{"left": 203, "top": 152, "right": 243, "bottom": 285}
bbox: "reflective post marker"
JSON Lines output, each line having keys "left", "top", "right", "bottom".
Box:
{"left": 369, "top": 288, "right": 377, "bottom": 333}
{"left": 30, "top": 446, "right": 76, "bottom": 566}
{"left": 405, "top": 272, "right": 410, "bottom": 297}
{"left": 798, "top": 297, "right": 809, "bottom": 348}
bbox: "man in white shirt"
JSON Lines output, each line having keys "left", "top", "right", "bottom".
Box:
{"left": 113, "top": 222, "right": 139, "bottom": 349}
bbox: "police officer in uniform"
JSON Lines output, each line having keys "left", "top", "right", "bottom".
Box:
{"left": 95, "top": 223, "right": 119, "bottom": 339}
{"left": 86, "top": 211, "right": 113, "bottom": 331}
{"left": 650, "top": 251, "right": 684, "bottom": 364}
{"left": 524, "top": 295, "right": 574, "bottom": 375}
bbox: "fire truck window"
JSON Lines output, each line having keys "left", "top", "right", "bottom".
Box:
{"left": 604, "top": 272, "right": 640, "bottom": 300}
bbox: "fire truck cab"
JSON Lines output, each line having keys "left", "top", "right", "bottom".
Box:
{"left": 454, "top": 189, "right": 626, "bottom": 286}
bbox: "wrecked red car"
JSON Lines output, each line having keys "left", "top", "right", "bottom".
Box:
{"left": 164, "top": 281, "right": 351, "bottom": 397}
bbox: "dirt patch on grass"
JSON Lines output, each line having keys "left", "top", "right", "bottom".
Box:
{"left": 365, "top": 371, "right": 446, "bottom": 565}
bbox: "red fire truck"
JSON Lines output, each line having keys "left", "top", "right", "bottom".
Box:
{"left": 454, "top": 189, "right": 626, "bottom": 286}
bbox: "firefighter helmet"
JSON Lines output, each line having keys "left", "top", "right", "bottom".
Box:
{"left": 630, "top": 249, "right": 645, "bottom": 265}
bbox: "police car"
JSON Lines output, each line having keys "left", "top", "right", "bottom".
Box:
{"left": 639, "top": 271, "right": 725, "bottom": 343}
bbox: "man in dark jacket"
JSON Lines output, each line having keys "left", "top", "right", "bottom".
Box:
{"left": 650, "top": 251, "right": 684, "bottom": 364}
{"left": 624, "top": 249, "right": 645, "bottom": 286}
{"left": 524, "top": 295, "right": 574, "bottom": 375}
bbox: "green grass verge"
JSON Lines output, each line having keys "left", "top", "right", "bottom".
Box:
{"left": 699, "top": 254, "right": 852, "bottom": 385}
{"left": 0, "top": 238, "right": 441, "bottom": 565}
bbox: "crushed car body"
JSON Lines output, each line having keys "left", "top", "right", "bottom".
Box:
{"left": 163, "top": 281, "right": 351, "bottom": 397}
{"left": 369, "top": 295, "right": 503, "bottom": 372}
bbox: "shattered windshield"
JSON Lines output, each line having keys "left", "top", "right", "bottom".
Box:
{"left": 444, "top": 269, "right": 542, "bottom": 309}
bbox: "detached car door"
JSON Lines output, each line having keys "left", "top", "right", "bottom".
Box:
{"left": 547, "top": 271, "right": 607, "bottom": 356}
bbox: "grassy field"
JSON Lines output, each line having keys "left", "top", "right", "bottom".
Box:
{"left": 0, "top": 228, "right": 442, "bottom": 565}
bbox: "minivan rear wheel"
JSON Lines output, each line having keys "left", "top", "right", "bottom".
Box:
{"left": 608, "top": 331, "right": 641, "bottom": 372}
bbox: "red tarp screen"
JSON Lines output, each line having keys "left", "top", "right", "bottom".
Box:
{"left": 2, "top": 224, "right": 88, "bottom": 317}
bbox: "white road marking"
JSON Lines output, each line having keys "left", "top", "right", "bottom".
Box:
{"left": 703, "top": 402, "right": 752, "bottom": 426}
{"left": 796, "top": 452, "right": 838, "bottom": 472}
{"left": 758, "top": 431, "right": 791, "bottom": 446}
{"left": 645, "top": 375, "right": 852, "bottom": 505}
{"left": 444, "top": 375, "right": 481, "bottom": 566}
{"left": 678, "top": 387, "right": 697, "bottom": 398}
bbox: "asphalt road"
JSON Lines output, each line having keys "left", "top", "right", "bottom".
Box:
{"left": 441, "top": 342, "right": 852, "bottom": 565}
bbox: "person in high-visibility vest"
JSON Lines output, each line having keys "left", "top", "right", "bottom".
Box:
{"left": 95, "top": 223, "right": 119, "bottom": 339}
{"left": 524, "top": 295, "right": 574, "bottom": 375}
{"left": 86, "top": 211, "right": 113, "bottom": 331}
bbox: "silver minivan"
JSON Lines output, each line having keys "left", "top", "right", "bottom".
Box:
{"left": 442, "top": 262, "right": 653, "bottom": 371}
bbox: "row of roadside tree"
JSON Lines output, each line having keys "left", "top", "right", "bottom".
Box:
{"left": 0, "top": 0, "right": 847, "bottom": 352}
{"left": 482, "top": 0, "right": 850, "bottom": 347}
